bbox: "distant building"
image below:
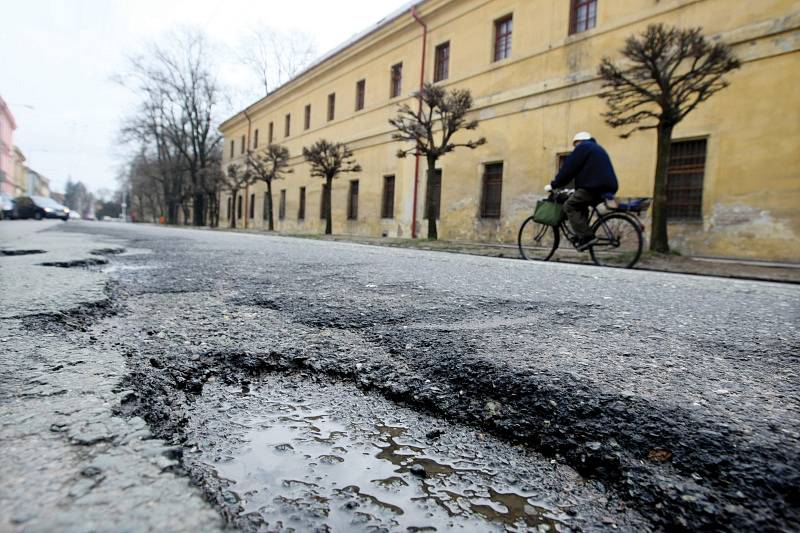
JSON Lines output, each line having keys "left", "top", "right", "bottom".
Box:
{"left": 26, "top": 167, "right": 50, "bottom": 197}
{"left": 220, "top": 0, "right": 800, "bottom": 262}
{"left": 0, "top": 95, "right": 16, "bottom": 196}
{"left": 11, "top": 146, "right": 27, "bottom": 196}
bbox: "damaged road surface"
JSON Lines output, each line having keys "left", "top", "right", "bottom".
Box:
{"left": 3, "top": 221, "right": 799, "bottom": 532}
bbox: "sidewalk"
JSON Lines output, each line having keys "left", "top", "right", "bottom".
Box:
{"left": 224, "top": 228, "right": 800, "bottom": 284}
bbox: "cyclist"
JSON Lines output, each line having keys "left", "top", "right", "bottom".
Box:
{"left": 544, "top": 132, "right": 619, "bottom": 250}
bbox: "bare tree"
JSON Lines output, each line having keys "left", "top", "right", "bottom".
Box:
{"left": 199, "top": 145, "right": 225, "bottom": 227}
{"left": 119, "top": 30, "right": 223, "bottom": 226}
{"left": 302, "top": 140, "right": 362, "bottom": 235}
{"left": 248, "top": 144, "right": 293, "bottom": 231}
{"left": 599, "top": 24, "right": 740, "bottom": 253}
{"left": 237, "top": 27, "right": 318, "bottom": 96}
{"left": 389, "top": 82, "right": 486, "bottom": 240}
{"left": 223, "top": 163, "right": 258, "bottom": 229}
{"left": 64, "top": 178, "right": 93, "bottom": 219}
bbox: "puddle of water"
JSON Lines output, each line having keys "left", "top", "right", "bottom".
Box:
{"left": 186, "top": 378, "right": 572, "bottom": 532}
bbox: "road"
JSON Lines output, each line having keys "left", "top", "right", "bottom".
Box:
{"left": 1, "top": 220, "right": 798, "bottom": 532}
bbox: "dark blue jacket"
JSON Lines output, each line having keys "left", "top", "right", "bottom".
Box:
{"left": 551, "top": 140, "right": 618, "bottom": 196}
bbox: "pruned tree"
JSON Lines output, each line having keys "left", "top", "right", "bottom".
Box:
{"left": 223, "top": 163, "right": 257, "bottom": 229}
{"left": 599, "top": 24, "right": 740, "bottom": 253}
{"left": 248, "top": 144, "right": 293, "bottom": 231}
{"left": 302, "top": 140, "right": 362, "bottom": 235}
{"left": 389, "top": 82, "right": 486, "bottom": 240}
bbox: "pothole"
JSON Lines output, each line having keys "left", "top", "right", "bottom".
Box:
{"left": 182, "top": 374, "right": 646, "bottom": 532}
{"left": 39, "top": 258, "right": 109, "bottom": 268}
{"left": 90, "top": 248, "right": 127, "bottom": 256}
{"left": 1, "top": 249, "right": 46, "bottom": 256}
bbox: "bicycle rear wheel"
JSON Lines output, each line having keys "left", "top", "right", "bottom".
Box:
{"left": 589, "top": 213, "right": 643, "bottom": 268}
{"left": 518, "top": 216, "right": 560, "bottom": 261}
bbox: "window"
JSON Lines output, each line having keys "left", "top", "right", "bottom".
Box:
{"left": 494, "top": 15, "right": 513, "bottom": 61}
{"left": 390, "top": 63, "right": 403, "bottom": 98}
{"left": 667, "top": 139, "right": 707, "bottom": 221}
{"left": 237, "top": 195, "right": 243, "bottom": 219}
{"left": 327, "top": 93, "right": 336, "bottom": 121}
{"left": 298, "top": 187, "right": 306, "bottom": 220}
{"left": 249, "top": 193, "right": 255, "bottom": 219}
{"left": 279, "top": 189, "right": 286, "bottom": 220}
{"left": 227, "top": 196, "right": 232, "bottom": 220}
{"left": 284, "top": 114, "right": 291, "bottom": 137}
{"left": 240, "top": 135, "right": 245, "bottom": 154}
{"left": 381, "top": 175, "right": 395, "bottom": 219}
{"left": 570, "top": 0, "right": 597, "bottom": 34}
{"left": 230, "top": 140, "right": 234, "bottom": 158}
{"left": 304, "top": 104, "right": 311, "bottom": 130}
{"left": 355, "top": 79, "right": 366, "bottom": 111}
{"left": 434, "top": 42, "right": 450, "bottom": 82}
{"left": 424, "top": 169, "right": 442, "bottom": 219}
{"left": 320, "top": 183, "right": 330, "bottom": 219}
{"left": 347, "top": 180, "right": 359, "bottom": 220}
{"left": 481, "top": 163, "right": 503, "bottom": 218}
{"left": 268, "top": 122, "right": 274, "bottom": 144}
{"left": 253, "top": 128, "right": 259, "bottom": 149}
{"left": 263, "top": 192, "right": 270, "bottom": 220}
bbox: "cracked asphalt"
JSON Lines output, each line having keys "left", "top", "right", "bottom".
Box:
{"left": 0, "top": 221, "right": 222, "bottom": 532}
{"left": 1, "top": 220, "right": 798, "bottom": 532}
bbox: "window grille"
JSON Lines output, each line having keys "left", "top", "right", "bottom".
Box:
{"left": 381, "top": 175, "right": 395, "bottom": 219}
{"left": 494, "top": 16, "right": 513, "bottom": 61}
{"left": 481, "top": 163, "right": 503, "bottom": 218}
{"left": 666, "top": 139, "right": 707, "bottom": 221}
{"left": 434, "top": 42, "right": 450, "bottom": 82}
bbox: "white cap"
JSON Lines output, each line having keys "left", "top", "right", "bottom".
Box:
{"left": 573, "top": 131, "right": 592, "bottom": 143}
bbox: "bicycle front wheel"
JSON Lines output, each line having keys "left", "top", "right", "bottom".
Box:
{"left": 518, "top": 216, "right": 560, "bottom": 261}
{"left": 589, "top": 213, "right": 643, "bottom": 268}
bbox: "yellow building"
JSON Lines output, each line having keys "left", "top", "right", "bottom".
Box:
{"left": 220, "top": 0, "right": 800, "bottom": 262}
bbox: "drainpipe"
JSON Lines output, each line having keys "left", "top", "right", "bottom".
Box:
{"left": 411, "top": 5, "right": 427, "bottom": 239}
{"left": 243, "top": 109, "right": 253, "bottom": 229}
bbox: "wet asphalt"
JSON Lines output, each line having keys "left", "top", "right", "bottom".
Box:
{"left": 24, "top": 221, "right": 800, "bottom": 531}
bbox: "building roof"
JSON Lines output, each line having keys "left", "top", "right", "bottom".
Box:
{"left": 220, "top": 0, "right": 425, "bottom": 130}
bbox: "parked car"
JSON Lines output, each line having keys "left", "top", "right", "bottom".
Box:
{"left": 68, "top": 210, "right": 82, "bottom": 220}
{"left": 14, "top": 196, "right": 70, "bottom": 221}
{"left": 0, "top": 194, "right": 14, "bottom": 220}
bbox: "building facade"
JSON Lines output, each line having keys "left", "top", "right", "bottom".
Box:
{"left": 220, "top": 0, "right": 800, "bottom": 262}
{"left": 0, "top": 96, "right": 17, "bottom": 197}
{"left": 11, "top": 146, "right": 27, "bottom": 196}
{"left": 26, "top": 167, "right": 50, "bottom": 197}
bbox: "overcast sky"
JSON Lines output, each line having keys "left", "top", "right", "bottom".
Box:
{"left": 0, "top": 0, "right": 410, "bottom": 194}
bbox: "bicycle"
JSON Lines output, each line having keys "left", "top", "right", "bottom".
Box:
{"left": 517, "top": 189, "right": 649, "bottom": 269}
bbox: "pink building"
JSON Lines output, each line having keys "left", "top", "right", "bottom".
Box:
{"left": 0, "top": 95, "right": 17, "bottom": 196}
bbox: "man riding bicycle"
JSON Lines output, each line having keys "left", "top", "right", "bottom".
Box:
{"left": 545, "top": 132, "right": 619, "bottom": 251}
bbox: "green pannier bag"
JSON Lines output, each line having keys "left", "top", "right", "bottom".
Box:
{"left": 533, "top": 200, "right": 564, "bottom": 226}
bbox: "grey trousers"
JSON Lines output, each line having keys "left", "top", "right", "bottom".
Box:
{"left": 564, "top": 189, "right": 601, "bottom": 240}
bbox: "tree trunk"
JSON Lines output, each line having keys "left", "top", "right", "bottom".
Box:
{"left": 181, "top": 203, "right": 191, "bottom": 225}
{"left": 167, "top": 200, "right": 179, "bottom": 225}
{"left": 426, "top": 162, "right": 438, "bottom": 241}
{"left": 230, "top": 191, "right": 237, "bottom": 229}
{"left": 650, "top": 124, "right": 673, "bottom": 253}
{"left": 267, "top": 181, "right": 274, "bottom": 231}
{"left": 193, "top": 193, "right": 205, "bottom": 226}
{"left": 325, "top": 177, "right": 333, "bottom": 235}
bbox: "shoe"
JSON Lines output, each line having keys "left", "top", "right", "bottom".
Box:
{"left": 576, "top": 236, "right": 599, "bottom": 251}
